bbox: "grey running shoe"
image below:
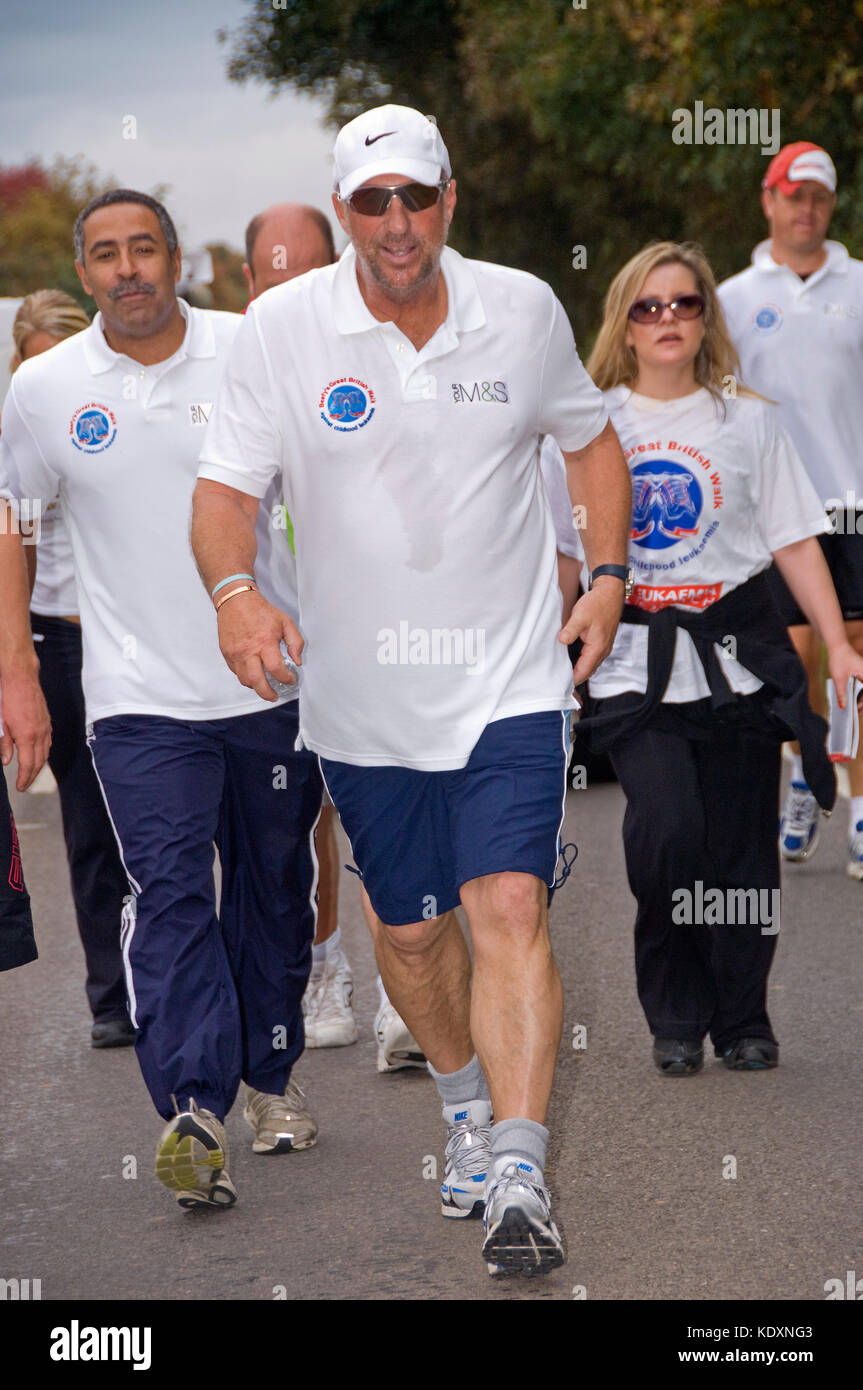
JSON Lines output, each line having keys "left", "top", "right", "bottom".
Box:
{"left": 440, "top": 1100, "right": 493, "bottom": 1219}
{"left": 302, "top": 942, "right": 358, "bottom": 1048}
{"left": 482, "top": 1158, "right": 564, "bottom": 1277}
{"left": 244, "top": 1080, "right": 318, "bottom": 1154}
{"left": 779, "top": 782, "right": 820, "bottom": 862}
{"left": 155, "top": 1098, "right": 237, "bottom": 1210}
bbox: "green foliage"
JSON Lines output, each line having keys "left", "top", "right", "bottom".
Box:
{"left": 220, "top": 0, "right": 863, "bottom": 342}
{"left": 0, "top": 157, "right": 114, "bottom": 307}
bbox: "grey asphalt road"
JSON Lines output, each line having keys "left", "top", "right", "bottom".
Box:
{"left": 1, "top": 763, "right": 860, "bottom": 1304}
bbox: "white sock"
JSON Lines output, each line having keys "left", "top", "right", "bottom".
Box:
{"left": 850, "top": 797, "right": 863, "bottom": 835}
{"left": 789, "top": 753, "right": 806, "bottom": 786}
{"left": 311, "top": 925, "right": 341, "bottom": 974}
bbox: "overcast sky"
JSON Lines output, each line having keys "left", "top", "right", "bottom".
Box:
{"left": 0, "top": 0, "right": 341, "bottom": 255}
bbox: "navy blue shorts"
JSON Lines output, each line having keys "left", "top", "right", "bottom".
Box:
{"left": 320, "top": 711, "right": 571, "bottom": 927}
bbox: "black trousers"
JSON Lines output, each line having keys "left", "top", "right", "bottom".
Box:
{"left": 0, "top": 770, "right": 36, "bottom": 971}
{"left": 606, "top": 707, "right": 781, "bottom": 1052}
{"left": 31, "top": 613, "right": 129, "bottom": 1021}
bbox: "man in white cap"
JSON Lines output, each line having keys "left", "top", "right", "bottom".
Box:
{"left": 719, "top": 143, "right": 863, "bottom": 879}
{"left": 193, "top": 104, "right": 631, "bottom": 1277}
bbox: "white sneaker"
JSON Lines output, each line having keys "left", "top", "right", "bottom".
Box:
{"left": 482, "top": 1157, "right": 564, "bottom": 1278}
{"left": 847, "top": 820, "right": 863, "bottom": 880}
{"left": 440, "top": 1099, "right": 493, "bottom": 1218}
{"left": 302, "top": 941, "right": 358, "bottom": 1048}
{"left": 779, "top": 782, "right": 820, "bottom": 862}
{"left": 374, "top": 977, "right": 425, "bottom": 1073}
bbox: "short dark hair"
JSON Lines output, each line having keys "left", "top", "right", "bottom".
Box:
{"left": 244, "top": 206, "right": 336, "bottom": 268}
{"left": 74, "top": 189, "right": 179, "bottom": 263}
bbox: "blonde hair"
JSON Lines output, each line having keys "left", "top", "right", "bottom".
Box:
{"left": 587, "top": 241, "right": 761, "bottom": 405}
{"left": 10, "top": 290, "right": 90, "bottom": 373}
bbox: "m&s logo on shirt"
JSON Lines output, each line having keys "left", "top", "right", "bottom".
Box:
{"left": 451, "top": 381, "right": 509, "bottom": 403}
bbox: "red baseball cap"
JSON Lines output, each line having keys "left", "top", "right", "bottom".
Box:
{"left": 763, "top": 142, "right": 837, "bottom": 195}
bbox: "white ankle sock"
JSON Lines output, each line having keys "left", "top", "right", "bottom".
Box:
{"left": 311, "top": 925, "right": 341, "bottom": 973}
{"left": 850, "top": 797, "right": 863, "bottom": 835}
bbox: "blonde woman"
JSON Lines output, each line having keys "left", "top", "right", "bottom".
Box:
{"left": 11, "top": 291, "right": 133, "bottom": 1047}
{"left": 550, "top": 242, "right": 862, "bottom": 1075}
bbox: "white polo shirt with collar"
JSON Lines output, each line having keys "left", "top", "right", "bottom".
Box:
{"left": 198, "top": 243, "right": 608, "bottom": 770}
{"left": 718, "top": 239, "right": 863, "bottom": 506}
{"left": 0, "top": 301, "right": 298, "bottom": 724}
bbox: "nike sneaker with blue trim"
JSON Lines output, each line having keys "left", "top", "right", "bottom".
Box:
{"left": 482, "top": 1157, "right": 564, "bottom": 1277}
{"left": 778, "top": 781, "right": 820, "bottom": 862}
{"left": 440, "top": 1099, "right": 493, "bottom": 1218}
{"left": 847, "top": 821, "right": 863, "bottom": 880}
{"left": 155, "top": 1097, "right": 237, "bottom": 1210}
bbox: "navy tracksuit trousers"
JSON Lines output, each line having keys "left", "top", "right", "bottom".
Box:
{"left": 89, "top": 701, "right": 322, "bottom": 1120}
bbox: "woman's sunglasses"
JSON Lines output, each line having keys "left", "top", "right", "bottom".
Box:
{"left": 628, "top": 294, "right": 705, "bottom": 324}
{"left": 339, "top": 180, "right": 450, "bottom": 217}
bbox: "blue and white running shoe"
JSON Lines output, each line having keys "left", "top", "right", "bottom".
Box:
{"left": 847, "top": 820, "right": 863, "bottom": 880}
{"left": 779, "top": 781, "right": 820, "bottom": 862}
{"left": 440, "top": 1100, "right": 492, "bottom": 1219}
{"left": 482, "top": 1158, "right": 564, "bottom": 1277}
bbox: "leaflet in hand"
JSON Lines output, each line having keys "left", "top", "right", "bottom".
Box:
{"left": 826, "top": 677, "right": 863, "bottom": 762}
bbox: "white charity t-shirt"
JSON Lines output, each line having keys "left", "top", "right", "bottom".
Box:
{"left": 198, "top": 244, "right": 608, "bottom": 769}
{"left": 29, "top": 491, "right": 79, "bottom": 616}
{"left": 0, "top": 302, "right": 299, "bottom": 724}
{"left": 718, "top": 240, "right": 863, "bottom": 507}
{"left": 541, "top": 387, "right": 831, "bottom": 701}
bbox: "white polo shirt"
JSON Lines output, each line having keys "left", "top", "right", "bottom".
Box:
{"left": 541, "top": 388, "right": 830, "bottom": 702}
{"left": 199, "top": 244, "right": 607, "bottom": 769}
{"left": 0, "top": 302, "right": 298, "bottom": 724}
{"left": 718, "top": 240, "right": 863, "bottom": 506}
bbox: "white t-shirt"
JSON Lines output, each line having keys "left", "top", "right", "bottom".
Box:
{"left": 0, "top": 302, "right": 298, "bottom": 724}
{"left": 30, "top": 492, "right": 79, "bottom": 616}
{"left": 542, "top": 388, "right": 830, "bottom": 701}
{"left": 199, "top": 244, "right": 608, "bottom": 769}
{"left": 718, "top": 240, "right": 863, "bottom": 507}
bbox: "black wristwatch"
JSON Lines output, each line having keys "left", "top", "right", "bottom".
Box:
{"left": 589, "top": 564, "right": 634, "bottom": 599}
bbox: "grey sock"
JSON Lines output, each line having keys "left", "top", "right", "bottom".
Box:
{"left": 427, "top": 1053, "right": 490, "bottom": 1109}
{"left": 490, "top": 1118, "right": 549, "bottom": 1176}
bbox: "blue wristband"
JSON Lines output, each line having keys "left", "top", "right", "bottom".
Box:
{"left": 211, "top": 573, "right": 255, "bottom": 598}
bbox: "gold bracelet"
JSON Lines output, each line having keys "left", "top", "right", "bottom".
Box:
{"left": 214, "top": 583, "right": 257, "bottom": 612}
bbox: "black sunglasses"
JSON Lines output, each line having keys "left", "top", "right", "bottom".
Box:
{"left": 628, "top": 294, "right": 705, "bottom": 324}
{"left": 340, "top": 180, "right": 449, "bottom": 217}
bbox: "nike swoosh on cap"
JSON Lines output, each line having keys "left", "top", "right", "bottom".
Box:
{"left": 364, "top": 131, "right": 396, "bottom": 146}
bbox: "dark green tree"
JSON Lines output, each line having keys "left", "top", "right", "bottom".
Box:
{"left": 220, "top": 0, "right": 863, "bottom": 339}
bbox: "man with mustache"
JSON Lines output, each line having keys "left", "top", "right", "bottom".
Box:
{"left": 0, "top": 189, "right": 322, "bottom": 1211}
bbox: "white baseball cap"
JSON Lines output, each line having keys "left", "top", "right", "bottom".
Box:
{"left": 333, "top": 104, "right": 451, "bottom": 201}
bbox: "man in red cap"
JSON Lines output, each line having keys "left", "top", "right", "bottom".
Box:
{"left": 719, "top": 142, "right": 863, "bottom": 879}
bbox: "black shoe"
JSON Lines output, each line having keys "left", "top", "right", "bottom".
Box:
{"left": 652, "top": 1037, "right": 703, "bottom": 1076}
{"left": 718, "top": 1037, "right": 778, "bottom": 1070}
{"left": 91, "top": 1018, "right": 137, "bottom": 1049}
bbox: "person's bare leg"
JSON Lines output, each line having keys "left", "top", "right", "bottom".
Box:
{"left": 312, "top": 804, "right": 339, "bottom": 944}
{"left": 844, "top": 620, "right": 863, "bottom": 797}
{"left": 459, "top": 871, "right": 563, "bottom": 1123}
{"left": 363, "top": 884, "right": 473, "bottom": 1074}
